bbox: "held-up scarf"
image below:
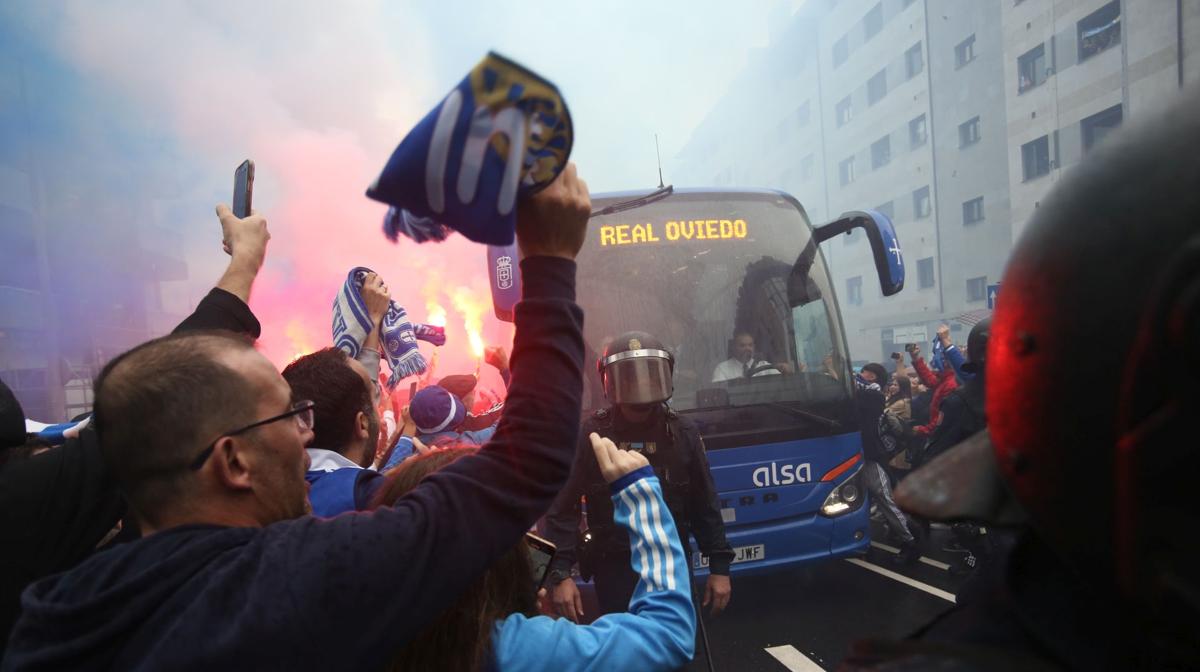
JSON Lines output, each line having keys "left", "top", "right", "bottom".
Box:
{"left": 332, "top": 267, "right": 445, "bottom": 389}
{"left": 367, "top": 51, "right": 572, "bottom": 246}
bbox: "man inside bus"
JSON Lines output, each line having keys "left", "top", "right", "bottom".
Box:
{"left": 545, "top": 330, "right": 735, "bottom": 625}
{"left": 711, "top": 331, "right": 796, "bottom": 383}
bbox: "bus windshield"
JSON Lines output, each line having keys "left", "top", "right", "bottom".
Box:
{"left": 577, "top": 190, "right": 854, "bottom": 447}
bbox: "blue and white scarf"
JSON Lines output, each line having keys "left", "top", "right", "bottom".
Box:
{"left": 367, "top": 51, "right": 573, "bottom": 246}
{"left": 333, "top": 267, "right": 444, "bottom": 389}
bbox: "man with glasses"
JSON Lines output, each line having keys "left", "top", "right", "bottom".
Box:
{"left": 3, "top": 164, "right": 592, "bottom": 670}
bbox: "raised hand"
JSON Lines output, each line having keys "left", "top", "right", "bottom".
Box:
{"left": 589, "top": 432, "right": 649, "bottom": 483}
{"left": 516, "top": 162, "right": 591, "bottom": 261}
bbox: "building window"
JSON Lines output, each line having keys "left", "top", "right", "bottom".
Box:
{"left": 1018, "top": 43, "right": 1048, "bottom": 93}
{"left": 868, "top": 69, "right": 888, "bottom": 106}
{"left": 955, "top": 34, "right": 976, "bottom": 68}
{"left": 871, "top": 136, "right": 892, "bottom": 169}
{"left": 801, "top": 153, "right": 815, "bottom": 180}
{"left": 839, "top": 156, "right": 856, "bottom": 186}
{"left": 967, "top": 276, "right": 987, "bottom": 303}
{"left": 1079, "top": 1, "right": 1121, "bottom": 62}
{"left": 864, "top": 3, "right": 884, "bottom": 41}
{"left": 958, "top": 116, "right": 981, "bottom": 147}
{"left": 918, "top": 257, "right": 935, "bottom": 289}
{"left": 963, "top": 196, "right": 985, "bottom": 224}
{"left": 1021, "top": 135, "right": 1052, "bottom": 180}
{"left": 847, "top": 276, "right": 864, "bottom": 306}
{"left": 874, "top": 200, "right": 895, "bottom": 221}
{"left": 795, "top": 101, "right": 811, "bottom": 128}
{"left": 1082, "top": 105, "right": 1123, "bottom": 152}
{"left": 905, "top": 42, "right": 924, "bottom": 79}
{"left": 836, "top": 96, "right": 853, "bottom": 127}
{"left": 833, "top": 35, "right": 849, "bottom": 68}
{"left": 909, "top": 114, "right": 927, "bottom": 149}
{"left": 913, "top": 186, "right": 931, "bottom": 219}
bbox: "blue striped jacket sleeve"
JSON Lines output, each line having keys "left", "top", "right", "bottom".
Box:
{"left": 490, "top": 472, "right": 696, "bottom": 671}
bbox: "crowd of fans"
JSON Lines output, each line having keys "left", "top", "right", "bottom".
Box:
{"left": 0, "top": 163, "right": 701, "bottom": 671}
{"left": 1, "top": 83, "right": 1198, "bottom": 670}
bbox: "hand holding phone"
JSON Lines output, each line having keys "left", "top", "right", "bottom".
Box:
{"left": 233, "top": 160, "right": 255, "bottom": 219}
{"left": 224, "top": 160, "right": 255, "bottom": 255}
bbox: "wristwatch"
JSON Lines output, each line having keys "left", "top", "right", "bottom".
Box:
{"left": 547, "top": 568, "right": 573, "bottom": 585}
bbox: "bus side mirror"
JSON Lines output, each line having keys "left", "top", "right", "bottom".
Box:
{"left": 487, "top": 242, "right": 522, "bottom": 322}
{"left": 813, "top": 210, "right": 905, "bottom": 296}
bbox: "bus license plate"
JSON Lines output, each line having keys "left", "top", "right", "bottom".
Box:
{"left": 692, "top": 544, "right": 765, "bottom": 569}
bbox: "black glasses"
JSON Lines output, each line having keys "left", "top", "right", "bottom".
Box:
{"left": 188, "top": 400, "right": 316, "bottom": 471}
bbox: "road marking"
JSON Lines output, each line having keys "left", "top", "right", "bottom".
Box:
{"left": 765, "top": 644, "right": 825, "bottom": 671}
{"left": 846, "top": 558, "right": 957, "bottom": 604}
{"left": 869, "top": 541, "right": 952, "bottom": 570}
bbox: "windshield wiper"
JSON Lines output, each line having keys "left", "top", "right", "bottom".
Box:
{"left": 745, "top": 402, "right": 840, "bottom": 429}
{"left": 590, "top": 185, "right": 674, "bottom": 218}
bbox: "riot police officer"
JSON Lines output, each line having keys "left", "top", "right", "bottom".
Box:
{"left": 544, "top": 331, "right": 734, "bottom": 622}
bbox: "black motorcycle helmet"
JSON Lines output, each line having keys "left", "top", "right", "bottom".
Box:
{"left": 897, "top": 86, "right": 1200, "bottom": 663}
{"left": 598, "top": 331, "right": 675, "bottom": 405}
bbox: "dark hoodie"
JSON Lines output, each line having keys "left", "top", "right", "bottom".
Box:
{"left": 1, "top": 258, "right": 584, "bottom": 671}
{"left": 0, "top": 288, "right": 260, "bottom": 650}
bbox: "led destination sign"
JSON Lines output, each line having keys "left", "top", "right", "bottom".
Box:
{"left": 598, "top": 218, "right": 749, "bottom": 247}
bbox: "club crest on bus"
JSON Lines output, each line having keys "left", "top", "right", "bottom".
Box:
{"left": 752, "top": 462, "right": 812, "bottom": 488}
{"left": 495, "top": 255, "right": 514, "bottom": 290}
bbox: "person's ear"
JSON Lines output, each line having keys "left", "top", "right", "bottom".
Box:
{"left": 211, "top": 436, "right": 254, "bottom": 492}
{"left": 356, "top": 411, "right": 370, "bottom": 440}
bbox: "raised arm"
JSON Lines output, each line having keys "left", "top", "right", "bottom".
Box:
{"left": 173, "top": 204, "right": 268, "bottom": 337}
{"left": 492, "top": 434, "right": 696, "bottom": 671}
{"left": 909, "top": 346, "right": 939, "bottom": 388}
{"left": 262, "top": 164, "right": 591, "bottom": 667}
{"left": 214, "top": 204, "right": 269, "bottom": 306}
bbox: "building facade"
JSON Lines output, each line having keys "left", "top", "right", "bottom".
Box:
{"left": 673, "top": 0, "right": 1197, "bottom": 364}
{"left": 1001, "top": 0, "right": 1199, "bottom": 242}
{"left": 0, "top": 52, "right": 187, "bottom": 423}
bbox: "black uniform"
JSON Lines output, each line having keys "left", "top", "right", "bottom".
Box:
{"left": 544, "top": 403, "right": 734, "bottom": 615}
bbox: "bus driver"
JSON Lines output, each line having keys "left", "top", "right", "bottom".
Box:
{"left": 712, "top": 331, "right": 795, "bottom": 383}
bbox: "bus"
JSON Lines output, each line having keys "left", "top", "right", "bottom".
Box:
{"left": 488, "top": 187, "right": 904, "bottom": 577}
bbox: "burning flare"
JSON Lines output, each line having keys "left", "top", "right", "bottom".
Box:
{"left": 285, "top": 319, "right": 315, "bottom": 362}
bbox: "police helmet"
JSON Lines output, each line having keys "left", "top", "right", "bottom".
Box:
{"left": 598, "top": 331, "right": 675, "bottom": 405}
{"left": 897, "top": 86, "right": 1200, "bottom": 657}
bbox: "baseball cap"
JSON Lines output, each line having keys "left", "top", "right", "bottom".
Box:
{"left": 409, "top": 386, "right": 466, "bottom": 435}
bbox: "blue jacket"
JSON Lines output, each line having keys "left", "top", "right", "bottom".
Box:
{"left": 491, "top": 467, "right": 695, "bottom": 671}
{"left": 381, "top": 427, "right": 498, "bottom": 472}
{"left": 304, "top": 449, "right": 384, "bottom": 516}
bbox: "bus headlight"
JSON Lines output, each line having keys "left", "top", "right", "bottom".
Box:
{"left": 820, "top": 465, "right": 865, "bottom": 517}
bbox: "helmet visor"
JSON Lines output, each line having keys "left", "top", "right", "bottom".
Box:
{"left": 603, "top": 350, "right": 674, "bottom": 405}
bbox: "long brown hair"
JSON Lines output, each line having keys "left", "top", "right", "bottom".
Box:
{"left": 370, "top": 447, "right": 538, "bottom": 672}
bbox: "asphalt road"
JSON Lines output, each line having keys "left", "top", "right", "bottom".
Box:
{"left": 682, "top": 521, "right": 974, "bottom": 671}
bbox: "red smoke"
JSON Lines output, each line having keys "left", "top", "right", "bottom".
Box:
{"left": 41, "top": 3, "right": 513, "bottom": 394}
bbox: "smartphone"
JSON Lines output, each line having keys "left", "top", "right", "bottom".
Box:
{"left": 904, "top": 343, "right": 916, "bottom": 354}
{"left": 524, "top": 532, "right": 557, "bottom": 591}
{"left": 233, "top": 160, "right": 255, "bottom": 218}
